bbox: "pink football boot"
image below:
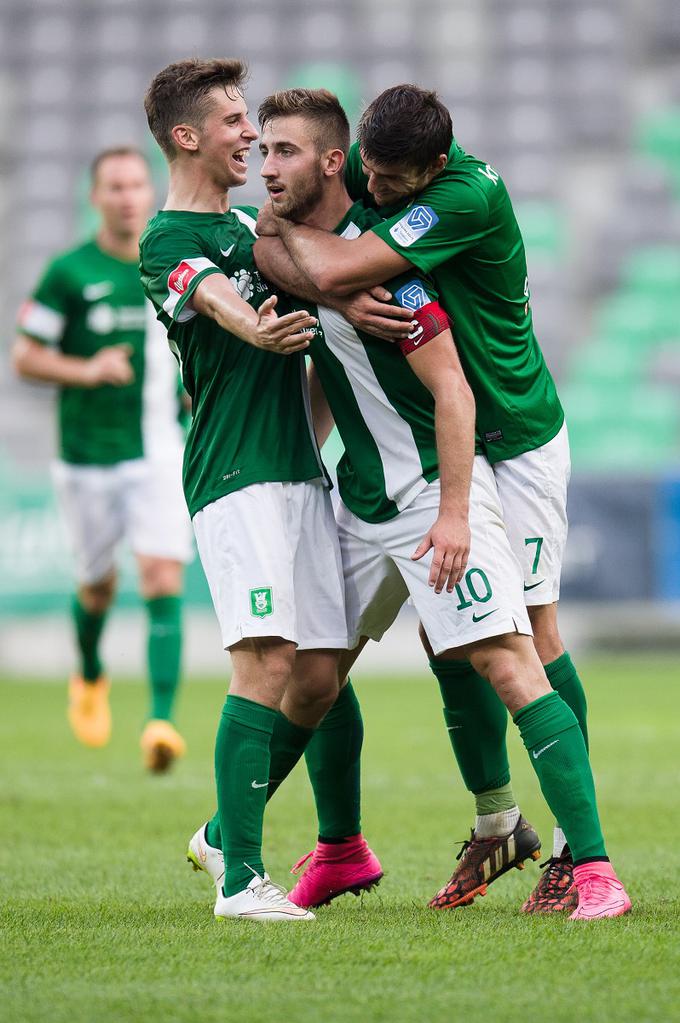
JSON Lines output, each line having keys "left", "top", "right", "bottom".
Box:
{"left": 288, "top": 834, "right": 383, "bottom": 909}
{"left": 570, "top": 861, "right": 632, "bottom": 920}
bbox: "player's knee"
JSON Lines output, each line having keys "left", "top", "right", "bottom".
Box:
{"left": 469, "top": 636, "right": 549, "bottom": 713}
{"left": 138, "top": 557, "right": 182, "bottom": 599}
{"left": 80, "top": 574, "right": 116, "bottom": 613}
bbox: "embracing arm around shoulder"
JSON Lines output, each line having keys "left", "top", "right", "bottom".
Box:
{"left": 254, "top": 235, "right": 413, "bottom": 342}
{"left": 276, "top": 218, "right": 412, "bottom": 296}
{"left": 407, "top": 325, "right": 476, "bottom": 593}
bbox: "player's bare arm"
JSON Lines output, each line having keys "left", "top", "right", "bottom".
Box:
{"left": 275, "top": 214, "right": 411, "bottom": 296}
{"left": 254, "top": 235, "right": 413, "bottom": 341}
{"left": 407, "top": 325, "right": 475, "bottom": 594}
{"left": 307, "top": 362, "right": 335, "bottom": 448}
{"left": 191, "top": 272, "right": 316, "bottom": 354}
{"left": 12, "top": 335, "right": 134, "bottom": 388}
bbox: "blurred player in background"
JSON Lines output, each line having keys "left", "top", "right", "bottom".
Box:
{"left": 253, "top": 87, "right": 631, "bottom": 921}
{"left": 12, "top": 147, "right": 193, "bottom": 773}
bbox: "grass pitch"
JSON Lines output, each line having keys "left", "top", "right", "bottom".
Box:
{"left": 1, "top": 655, "right": 678, "bottom": 1023}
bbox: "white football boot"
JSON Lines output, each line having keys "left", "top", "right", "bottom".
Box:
{"left": 214, "top": 871, "right": 315, "bottom": 922}
{"left": 187, "top": 824, "right": 224, "bottom": 891}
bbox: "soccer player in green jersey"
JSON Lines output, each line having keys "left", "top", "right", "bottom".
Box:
{"left": 258, "top": 84, "right": 598, "bottom": 914}
{"left": 139, "top": 58, "right": 406, "bottom": 922}
{"left": 13, "top": 147, "right": 192, "bottom": 772}
{"left": 248, "top": 88, "right": 631, "bottom": 921}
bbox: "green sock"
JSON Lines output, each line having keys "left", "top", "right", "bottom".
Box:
{"left": 545, "top": 651, "right": 589, "bottom": 752}
{"left": 267, "top": 713, "right": 314, "bottom": 800}
{"left": 514, "top": 691, "right": 606, "bottom": 863}
{"left": 429, "top": 659, "right": 512, "bottom": 811}
{"left": 72, "top": 597, "right": 106, "bottom": 682}
{"left": 215, "top": 694, "right": 276, "bottom": 896}
{"left": 305, "top": 680, "right": 363, "bottom": 840}
{"left": 204, "top": 711, "right": 313, "bottom": 850}
{"left": 475, "top": 781, "right": 517, "bottom": 815}
{"left": 146, "top": 595, "right": 182, "bottom": 721}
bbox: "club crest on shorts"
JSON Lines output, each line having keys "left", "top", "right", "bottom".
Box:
{"left": 250, "top": 587, "right": 274, "bottom": 618}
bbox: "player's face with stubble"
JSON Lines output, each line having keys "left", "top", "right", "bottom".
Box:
{"left": 259, "top": 116, "right": 326, "bottom": 221}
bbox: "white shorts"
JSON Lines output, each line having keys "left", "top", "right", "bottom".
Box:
{"left": 338, "top": 458, "right": 532, "bottom": 656}
{"left": 492, "top": 421, "right": 571, "bottom": 606}
{"left": 192, "top": 480, "right": 348, "bottom": 651}
{"left": 52, "top": 454, "right": 194, "bottom": 585}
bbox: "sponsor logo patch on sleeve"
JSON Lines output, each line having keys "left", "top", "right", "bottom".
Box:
{"left": 389, "top": 205, "right": 440, "bottom": 247}
{"left": 168, "top": 261, "right": 199, "bottom": 296}
{"left": 394, "top": 279, "right": 430, "bottom": 311}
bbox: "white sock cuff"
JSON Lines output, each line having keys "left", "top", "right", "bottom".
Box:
{"left": 474, "top": 806, "right": 520, "bottom": 838}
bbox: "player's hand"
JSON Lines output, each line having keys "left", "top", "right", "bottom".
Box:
{"left": 339, "top": 287, "right": 415, "bottom": 342}
{"left": 255, "top": 201, "right": 280, "bottom": 237}
{"left": 252, "top": 295, "right": 316, "bottom": 354}
{"left": 85, "top": 345, "right": 135, "bottom": 387}
{"left": 411, "top": 512, "right": 470, "bottom": 593}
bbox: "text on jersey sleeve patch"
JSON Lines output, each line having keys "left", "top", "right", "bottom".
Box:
{"left": 389, "top": 205, "right": 440, "bottom": 247}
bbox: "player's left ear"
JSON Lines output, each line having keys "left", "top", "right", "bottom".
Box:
{"left": 323, "top": 148, "right": 346, "bottom": 179}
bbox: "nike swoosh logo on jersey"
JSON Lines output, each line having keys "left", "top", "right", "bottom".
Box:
{"left": 220, "top": 244, "right": 235, "bottom": 258}
{"left": 251, "top": 780, "right": 268, "bottom": 789}
{"left": 83, "top": 282, "right": 114, "bottom": 301}
{"left": 524, "top": 580, "right": 545, "bottom": 591}
{"left": 471, "top": 609, "right": 498, "bottom": 623}
{"left": 533, "top": 739, "right": 559, "bottom": 759}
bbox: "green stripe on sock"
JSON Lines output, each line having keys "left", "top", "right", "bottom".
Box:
{"left": 146, "top": 595, "right": 182, "bottom": 722}
{"left": 474, "top": 782, "right": 517, "bottom": 816}
{"left": 72, "top": 597, "right": 106, "bottom": 682}
{"left": 545, "top": 651, "right": 589, "bottom": 752}
{"left": 305, "top": 680, "right": 363, "bottom": 840}
{"left": 514, "top": 692, "right": 606, "bottom": 861}
{"left": 215, "top": 694, "right": 277, "bottom": 896}
{"left": 429, "top": 659, "right": 511, "bottom": 794}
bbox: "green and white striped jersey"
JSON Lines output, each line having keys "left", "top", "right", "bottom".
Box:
{"left": 310, "top": 201, "right": 455, "bottom": 523}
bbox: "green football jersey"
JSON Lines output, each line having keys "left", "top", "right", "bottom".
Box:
{"left": 345, "top": 142, "right": 564, "bottom": 462}
{"left": 309, "top": 201, "right": 450, "bottom": 523}
{"left": 17, "top": 240, "right": 184, "bottom": 465}
{"left": 139, "top": 205, "right": 325, "bottom": 518}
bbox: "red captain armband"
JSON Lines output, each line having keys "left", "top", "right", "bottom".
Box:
{"left": 399, "top": 301, "right": 450, "bottom": 356}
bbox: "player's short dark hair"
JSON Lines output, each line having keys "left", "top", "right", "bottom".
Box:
{"left": 258, "top": 88, "right": 350, "bottom": 155}
{"left": 90, "top": 146, "right": 150, "bottom": 184}
{"left": 144, "top": 58, "right": 249, "bottom": 159}
{"left": 358, "top": 84, "right": 453, "bottom": 173}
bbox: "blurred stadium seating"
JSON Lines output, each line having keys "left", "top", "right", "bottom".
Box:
{"left": 0, "top": 0, "right": 679, "bottom": 638}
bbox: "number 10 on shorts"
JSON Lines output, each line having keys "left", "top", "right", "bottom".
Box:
{"left": 454, "top": 568, "right": 493, "bottom": 609}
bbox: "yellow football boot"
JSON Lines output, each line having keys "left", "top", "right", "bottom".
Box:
{"left": 67, "top": 674, "right": 111, "bottom": 748}
{"left": 140, "top": 719, "right": 186, "bottom": 773}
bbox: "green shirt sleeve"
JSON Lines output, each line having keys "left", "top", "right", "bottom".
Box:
{"left": 371, "top": 175, "right": 490, "bottom": 274}
{"left": 17, "top": 258, "right": 71, "bottom": 346}
{"left": 140, "top": 224, "right": 222, "bottom": 325}
{"left": 344, "top": 143, "right": 371, "bottom": 203}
